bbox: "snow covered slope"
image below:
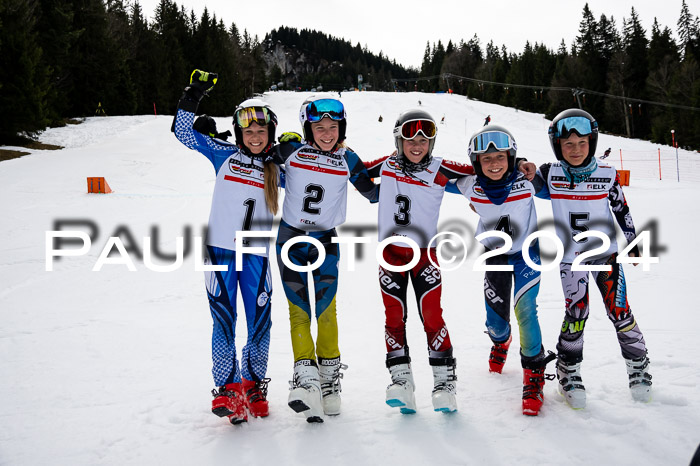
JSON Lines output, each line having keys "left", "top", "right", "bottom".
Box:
{"left": 1, "top": 91, "right": 699, "bottom": 465}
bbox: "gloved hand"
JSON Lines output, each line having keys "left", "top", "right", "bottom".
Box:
{"left": 185, "top": 69, "right": 218, "bottom": 101}
{"left": 193, "top": 115, "right": 232, "bottom": 141}
{"left": 278, "top": 131, "right": 302, "bottom": 143}
{"left": 193, "top": 114, "right": 218, "bottom": 137}
{"left": 179, "top": 69, "right": 218, "bottom": 113}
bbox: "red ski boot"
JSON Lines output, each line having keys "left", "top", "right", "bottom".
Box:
{"left": 211, "top": 383, "right": 247, "bottom": 424}
{"left": 242, "top": 378, "right": 270, "bottom": 418}
{"left": 522, "top": 367, "right": 545, "bottom": 416}
{"left": 488, "top": 335, "right": 512, "bottom": 373}
{"left": 522, "top": 352, "right": 556, "bottom": 416}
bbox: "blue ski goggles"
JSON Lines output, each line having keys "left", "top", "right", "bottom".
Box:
{"left": 469, "top": 131, "right": 515, "bottom": 154}
{"left": 553, "top": 116, "right": 597, "bottom": 139}
{"left": 235, "top": 106, "right": 271, "bottom": 128}
{"left": 305, "top": 99, "right": 345, "bottom": 122}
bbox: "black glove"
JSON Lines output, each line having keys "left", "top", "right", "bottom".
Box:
{"left": 193, "top": 115, "right": 232, "bottom": 141}
{"left": 179, "top": 69, "right": 218, "bottom": 112}
{"left": 193, "top": 115, "right": 217, "bottom": 137}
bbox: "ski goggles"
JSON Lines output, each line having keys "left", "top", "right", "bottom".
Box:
{"left": 235, "top": 106, "right": 272, "bottom": 128}
{"left": 396, "top": 119, "right": 437, "bottom": 140}
{"left": 469, "top": 131, "right": 515, "bottom": 154}
{"left": 553, "top": 116, "right": 597, "bottom": 138}
{"left": 305, "top": 99, "right": 345, "bottom": 122}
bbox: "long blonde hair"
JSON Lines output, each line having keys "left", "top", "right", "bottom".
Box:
{"left": 263, "top": 161, "right": 279, "bottom": 215}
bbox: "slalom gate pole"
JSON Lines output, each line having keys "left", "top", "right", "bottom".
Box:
{"left": 619, "top": 149, "right": 624, "bottom": 170}
{"left": 658, "top": 148, "right": 662, "bottom": 180}
{"left": 676, "top": 147, "right": 680, "bottom": 182}
{"left": 153, "top": 102, "right": 157, "bottom": 116}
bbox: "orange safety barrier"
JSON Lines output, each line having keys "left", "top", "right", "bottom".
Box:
{"left": 617, "top": 170, "right": 630, "bottom": 186}
{"left": 87, "top": 177, "right": 113, "bottom": 193}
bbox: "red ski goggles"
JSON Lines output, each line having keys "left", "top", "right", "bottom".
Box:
{"left": 396, "top": 119, "right": 437, "bottom": 140}
{"left": 235, "top": 106, "right": 272, "bottom": 128}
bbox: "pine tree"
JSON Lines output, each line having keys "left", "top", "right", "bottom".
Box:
{"left": 36, "top": 0, "right": 77, "bottom": 124}
{"left": 677, "top": 0, "right": 700, "bottom": 60}
{"left": 152, "top": 0, "right": 188, "bottom": 115}
{"left": 621, "top": 7, "right": 650, "bottom": 137}
{"left": 0, "top": 0, "right": 50, "bottom": 143}
{"left": 574, "top": 3, "right": 606, "bottom": 119}
{"left": 647, "top": 19, "right": 679, "bottom": 145}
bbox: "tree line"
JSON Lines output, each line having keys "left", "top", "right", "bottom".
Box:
{"left": 413, "top": 2, "right": 700, "bottom": 149}
{"left": 1, "top": 0, "right": 699, "bottom": 149}
{"left": 0, "top": 0, "right": 271, "bottom": 144}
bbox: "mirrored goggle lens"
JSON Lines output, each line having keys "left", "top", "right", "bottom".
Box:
{"left": 555, "top": 116, "right": 594, "bottom": 138}
{"left": 236, "top": 107, "right": 271, "bottom": 128}
{"left": 470, "top": 131, "right": 513, "bottom": 153}
{"left": 306, "top": 99, "right": 345, "bottom": 122}
{"left": 400, "top": 119, "right": 437, "bottom": 140}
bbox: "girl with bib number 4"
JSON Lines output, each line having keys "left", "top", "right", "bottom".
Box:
{"left": 172, "top": 70, "right": 280, "bottom": 425}
{"left": 452, "top": 125, "right": 554, "bottom": 416}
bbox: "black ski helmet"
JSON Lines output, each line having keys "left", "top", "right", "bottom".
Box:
{"left": 298, "top": 94, "right": 347, "bottom": 146}
{"left": 468, "top": 124, "right": 517, "bottom": 181}
{"left": 233, "top": 98, "right": 278, "bottom": 155}
{"left": 548, "top": 108, "right": 598, "bottom": 164}
{"left": 393, "top": 108, "right": 437, "bottom": 158}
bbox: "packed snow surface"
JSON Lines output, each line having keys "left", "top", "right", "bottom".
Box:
{"left": 1, "top": 91, "right": 699, "bottom": 465}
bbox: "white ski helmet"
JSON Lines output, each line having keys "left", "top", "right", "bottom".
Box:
{"left": 468, "top": 124, "right": 517, "bottom": 180}
{"left": 298, "top": 93, "right": 347, "bottom": 145}
{"left": 233, "top": 98, "right": 278, "bottom": 154}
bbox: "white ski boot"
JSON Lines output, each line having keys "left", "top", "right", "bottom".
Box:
{"left": 319, "top": 357, "right": 347, "bottom": 416}
{"left": 288, "top": 359, "right": 324, "bottom": 423}
{"left": 431, "top": 360, "right": 457, "bottom": 413}
{"left": 556, "top": 358, "right": 586, "bottom": 409}
{"left": 385, "top": 363, "right": 416, "bottom": 414}
{"left": 625, "top": 355, "right": 652, "bottom": 403}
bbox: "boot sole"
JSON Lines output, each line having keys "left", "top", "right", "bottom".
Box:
{"left": 213, "top": 405, "right": 248, "bottom": 423}
{"left": 288, "top": 399, "right": 310, "bottom": 413}
{"left": 434, "top": 407, "right": 457, "bottom": 413}
{"left": 212, "top": 406, "right": 234, "bottom": 418}
{"left": 289, "top": 399, "right": 325, "bottom": 423}
{"left": 557, "top": 390, "right": 586, "bottom": 410}
{"left": 387, "top": 399, "right": 416, "bottom": 414}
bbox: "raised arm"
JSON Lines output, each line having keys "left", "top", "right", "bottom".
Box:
{"left": 171, "top": 70, "right": 237, "bottom": 169}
